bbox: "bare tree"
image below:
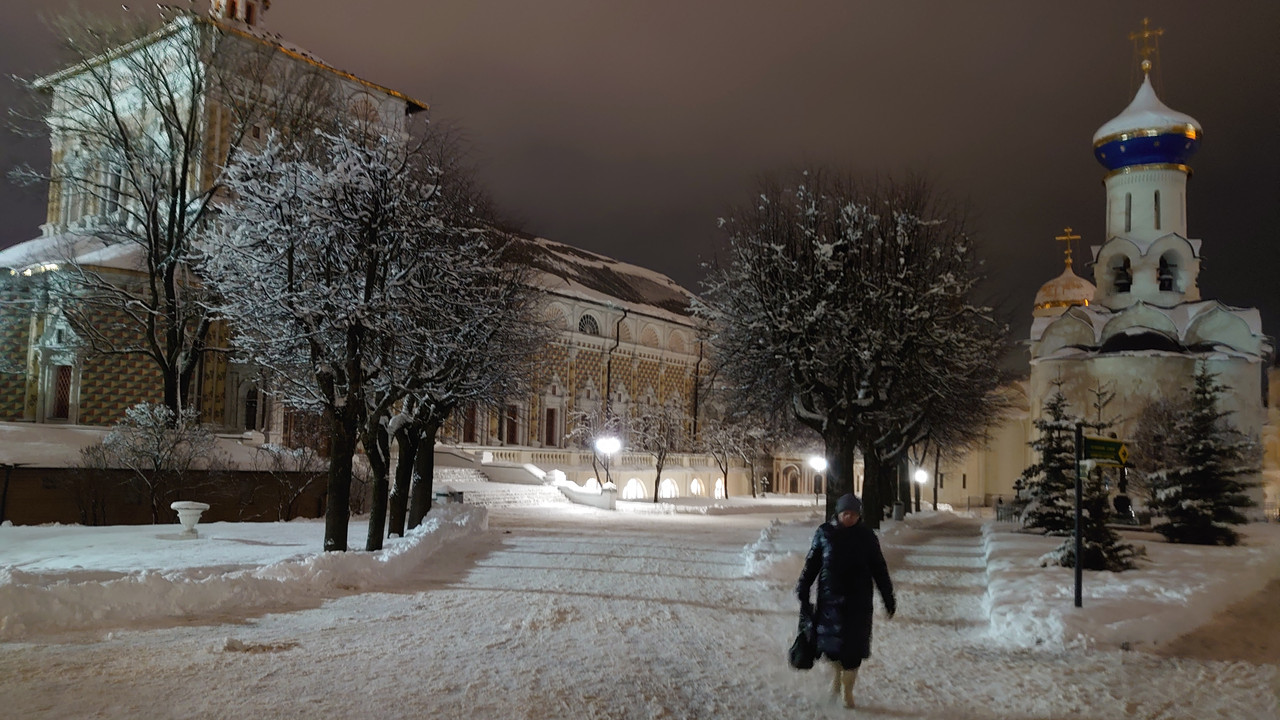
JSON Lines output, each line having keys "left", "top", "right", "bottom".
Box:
{"left": 629, "top": 403, "right": 692, "bottom": 503}
{"left": 697, "top": 171, "right": 1005, "bottom": 526}
{"left": 80, "top": 402, "right": 221, "bottom": 524}
{"left": 207, "top": 117, "right": 548, "bottom": 551}
{"left": 250, "top": 441, "right": 324, "bottom": 521}
{"left": 206, "top": 125, "right": 422, "bottom": 551}
{"left": 567, "top": 405, "right": 626, "bottom": 486}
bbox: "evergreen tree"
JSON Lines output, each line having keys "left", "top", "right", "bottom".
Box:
{"left": 1043, "top": 382, "right": 1141, "bottom": 570}
{"left": 1147, "top": 364, "right": 1258, "bottom": 546}
{"left": 1020, "top": 387, "right": 1079, "bottom": 535}
{"left": 1043, "top": 467, "right": 1142, "bottom": 571}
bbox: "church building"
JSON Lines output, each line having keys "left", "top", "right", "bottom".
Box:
{"left": 1027, "top": 46, "right": 1272, "bottom": 488}
{"left": 896, "top": 25, "right": 1275, "bottom": 514}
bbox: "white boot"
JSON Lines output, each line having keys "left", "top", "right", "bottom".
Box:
{"left": 841, "top": 668, "right": 859, "bottom": 709}
{"left": 829, "top": 661, "right": 843, "bottom": 703}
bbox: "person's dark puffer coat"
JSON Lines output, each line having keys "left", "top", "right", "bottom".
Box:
{"left": 796, "top": 520, "right": 895, "bottom": 667}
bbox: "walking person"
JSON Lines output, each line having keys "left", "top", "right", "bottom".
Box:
{"left": 796, "top": 493, "right": 895, "bottom": 709}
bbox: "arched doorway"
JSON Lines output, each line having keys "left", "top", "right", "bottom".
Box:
{"left": 784, "top": 466, "right": 800, "bottom": 494}
{"left": 622, "top": 478, "right": 646, "bottom": 500}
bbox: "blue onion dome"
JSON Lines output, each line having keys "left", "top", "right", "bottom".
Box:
{"left": 1093, "top": 74, "right": 1201, "bottom": 172}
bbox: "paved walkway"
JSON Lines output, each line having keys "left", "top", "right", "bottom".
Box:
{"left": 0, "top": 508, "right": 1276, "bottom": 719}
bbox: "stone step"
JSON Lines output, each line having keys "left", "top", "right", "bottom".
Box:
{"left": 433, "top": 466, "right": 492, "bottom": 483}
{"left": 438, "top": 481, "right": 570, "bottom": 509}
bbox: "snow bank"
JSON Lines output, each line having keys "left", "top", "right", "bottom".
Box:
{"left": 0, "top": 506, "right": 487, "bottom": 641}
{"left": 618, "top": 497, "right": 820, "bottom": 516}
{"left": 983, "top": 522, "right": 1280, "bottom": 650}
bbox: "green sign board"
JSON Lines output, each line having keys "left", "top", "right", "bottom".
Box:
{"left": 1082, "top": 436, "right": 1128, "bottom": 466}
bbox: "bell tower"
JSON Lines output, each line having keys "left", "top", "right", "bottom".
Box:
{"left": 1090, "top": 19, "right": 1202, "bottom": 309}
{"left": 210, "top": 0, "right": 269, "bottom": 26}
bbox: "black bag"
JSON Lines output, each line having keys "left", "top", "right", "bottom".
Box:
{"left": 788, "top": 605, "right": 817, "bottom": 670}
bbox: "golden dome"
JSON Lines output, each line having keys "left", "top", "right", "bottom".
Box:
{"left": 1034, "top": 264, "right": 1095, "bottom": 314}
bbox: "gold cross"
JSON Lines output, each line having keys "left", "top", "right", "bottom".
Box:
{"left": 1054, "top": 227, "right": 1081, "bottom": 269}
{"left": 1130, "top": 18, "right": 1164, "bottom": 74}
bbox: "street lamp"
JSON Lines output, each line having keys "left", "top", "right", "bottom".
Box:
{"left": 595, "top": 436, "right": 621, "bottom": 487}
{"left": 913, "top": 468, "right": 928, "bottom": 513}
{"left": 808, "top": 456, "right": 827, "bottom": 505}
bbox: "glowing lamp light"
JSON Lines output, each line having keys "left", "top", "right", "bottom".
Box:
{"left": 594, "top": 436, "right": 621, "bottom": 456}
{"left": 808, "top": 456, "right": 828, "bottom": 473}
{"left": 914, "top": 468, "right": 929, "bottom": 485}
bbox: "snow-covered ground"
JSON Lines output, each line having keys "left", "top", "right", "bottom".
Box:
{"left": 1, "top": 504, "right": 1278, "bottom": 718}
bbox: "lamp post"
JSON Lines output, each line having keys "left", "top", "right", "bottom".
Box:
{"left": 913, "top": 467, "right": 928, "bottom": 513}
{"left": 808, "top": 455, "right": 827, "bottom": 506}
{"left": 595, "top": 436, "right": 621, "bottom": 487}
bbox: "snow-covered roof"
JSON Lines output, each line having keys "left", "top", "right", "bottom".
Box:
{"left": 506, "top": 235, "right": 695, "bottom": 323}
{"left": 0, "top": 233, "right": 145, "bottom": 274}
{"left": 1090, "top": 233, "right": 1202, "bottom": 260}
{"left": 1093, "top": 74, "right": 1202, "bottom": 144}
{"left": 1031, "top": 299, "right": 1270, "bottom": 360}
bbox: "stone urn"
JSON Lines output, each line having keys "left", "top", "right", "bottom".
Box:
{"left": 171, "top": 501, "right": 211, "bottom": 537}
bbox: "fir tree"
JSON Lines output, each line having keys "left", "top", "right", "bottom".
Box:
{"left": 1043, "top": 382, "right": 1141, "bottom": 570}
{"left": 1147, "top": 364, "right": 1258, "bottom": 546}
{"left": 1020, "top": 387, "right": 1078, "bottom": 535}
{"left": 1042, "top": 465, "right": 1143, "bottom": 571}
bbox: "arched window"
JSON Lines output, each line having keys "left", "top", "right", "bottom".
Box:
{"left": 1124, "top": 193, "right": 1132, "bottom": 233}
{"left": 1112, "top": 256, "right": 1132, "bottom": 293}
{"left": 659, "top": 478, "right": 679, "bottom": 499}
{"left": 1154, "top": 190, "right": 1161, "bottom": 231}
{"left": 1158, "top": 254, "right": 1178, "bottom": 292}
{"left": 578, "top": 314, "right": 600, "bottom": 336}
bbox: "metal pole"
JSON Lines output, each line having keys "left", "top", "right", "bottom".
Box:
{"left": 932, "top": 448, "right": 940, "bottom": 511}
{"left": 1074, "top": 423, "right": 1084, "bottom": 609}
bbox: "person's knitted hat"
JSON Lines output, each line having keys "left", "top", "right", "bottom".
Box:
{"left": 835, "top": 494, "right": 862, "bottom": 514}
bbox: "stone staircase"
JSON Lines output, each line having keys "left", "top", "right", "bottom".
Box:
{"left": 433, "top": 466, "right": 570, "bottom": 508}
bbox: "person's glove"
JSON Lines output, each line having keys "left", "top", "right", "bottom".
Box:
{"left": 885, "top": 597, "right": 896, "bottom": 618}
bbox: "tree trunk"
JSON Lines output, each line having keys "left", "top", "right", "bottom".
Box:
{"left": 821, "top": 431, "right": 857, "bottom": 520}
{"left": 651, "top": 462, "right": 665, "bottom": 503}
{"left": 406, "top": 418, "right": 441, "bottom": 529}
{"left": 323, "top": 407, "right": 358, "bottom": 552}
{"left": 862, "top": 449, "right": 884, "bottom": 530}
{"left": 897, "top": 456, "right": 911, "bottom": 516}
{"left": 387, "top": 424, "right": 419, "bottom": 538}
{"left": 364, "top": 423, "right": 391, "bottom": 551}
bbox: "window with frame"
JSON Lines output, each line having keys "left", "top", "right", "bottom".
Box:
{"left": 49, "top": 365, "right": 73, "bottom": 420}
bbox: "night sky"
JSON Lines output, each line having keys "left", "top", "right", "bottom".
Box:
{"left": 2, "top": 1, "right": 1277, "bottom": 355}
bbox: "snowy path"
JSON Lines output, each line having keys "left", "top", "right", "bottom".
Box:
{"left": 0, "top": 508, "right": 1276, "bottom": 719}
